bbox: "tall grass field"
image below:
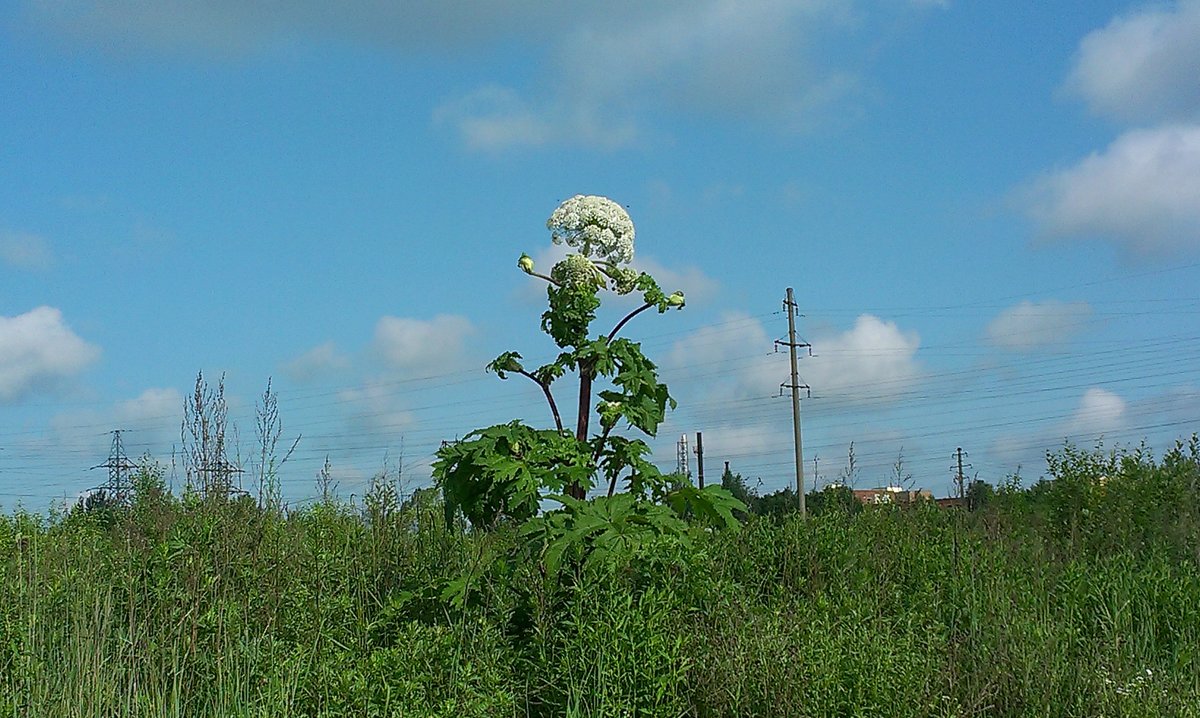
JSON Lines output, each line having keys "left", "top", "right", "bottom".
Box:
{"left": 2, "top": 441, "right": 1199, "bottom": 716}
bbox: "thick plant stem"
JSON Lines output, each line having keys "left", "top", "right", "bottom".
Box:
{"left": 569, "top": 366, "right": 593, "bottom": 501}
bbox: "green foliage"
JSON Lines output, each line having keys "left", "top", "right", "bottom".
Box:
{"left": 1025, "top": 438, "right": 1200, "bottom": 561}
{"left": 5, "top": 438, "right": 1200, "bottom": 715}
{"left": 719, "top": 465, "right": 755, "bottom": 514}
{"left": 596, "top": 337, "right": 676, "bottom": 436}
{"left": 663, "top": 485, "right": 745, "bottom": 530}
{"left": 522, "top": 493, "right": 689, "bottom": 575}
{"left": 595, "top": 435, "right": 663, "bottom": 497}
{"left": 433, "top": 207, "right": 707, "bottom": 586}
{"left": 522, "top": 485, "right": 746, "bottom": 577}
{"left": 806, "top": 484, "right": 862, "bottom": 517}
{"left": 965, "top": 477, "right": 995, "bottom": 510}
{"left": 433, "top": 421, "right": 595, "bottom": 528}
{"left": 542, "top": 283, "right": 601, "bottom": 349}
{"left": 719, "top": 465, "right": 860, "bottom": 520}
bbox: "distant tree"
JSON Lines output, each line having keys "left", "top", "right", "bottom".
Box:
{"left": 720, "top": 465, "right": 755, "bottom": 509}
{"left": 754, "top": 487, "right": 799, "bottom": 522}
{"left": 806, "top": 484, "right": 861, "bottom": 517}
{"left": 966, "top": 479, "right": 994, "bottom": 511}
{"left": 73, "top": 490, "right": 122, "bottom": 528}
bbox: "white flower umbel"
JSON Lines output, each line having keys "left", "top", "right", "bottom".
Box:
{"left": 547, "top": 195, "right": 635, "bottom": 265}
{"left": 551, "top": 253, "right": 604, "bottom": 289}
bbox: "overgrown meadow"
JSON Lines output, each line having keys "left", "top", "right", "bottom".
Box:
{"left": 2, "top": 440, "right": 1200, "bottom": 717}
{"left": 4, "top": 197, "right": 1199, "bottom": 716}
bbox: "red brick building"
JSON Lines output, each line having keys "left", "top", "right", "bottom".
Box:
{"left": 851, "top": 486, "right": 932, "bottom": 506}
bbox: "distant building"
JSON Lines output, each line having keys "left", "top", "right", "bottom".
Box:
{"left": 851, "top": 485, "right": 932, "bottom": 506}
{"left": 934, "top": 496, "right": 969, "bottom": 509}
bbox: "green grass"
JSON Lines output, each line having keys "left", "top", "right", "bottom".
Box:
{"left": 2, "top": 442, "right": 1199, "bottom": 716}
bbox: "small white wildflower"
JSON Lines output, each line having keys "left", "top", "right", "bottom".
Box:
{"left": 551, "top": 254, "right": 603, "bottom": 289}
{"left": 547, "top": 195, "right": 635, "bottom": 265}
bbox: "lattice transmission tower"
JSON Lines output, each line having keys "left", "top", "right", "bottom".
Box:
{"left": 88, "top": 429, "right": 138, "bottom": 505}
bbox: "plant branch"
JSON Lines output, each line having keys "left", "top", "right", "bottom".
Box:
{"left": 528, "top": 271, "right": 561, "bottom": 286}
{"left": 592, "top": 425, "right": 622, "bottom": 497}
{"left": 517, "top": 370, "right": 564, "bottom": 433}
{"left": 605, "top": 302, "right": 654, "bottom": 342}
{"left": 593, "top": 422, "right": 616, "bottom": 465}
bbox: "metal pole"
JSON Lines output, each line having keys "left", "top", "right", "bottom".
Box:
{"left": 956, "top": 447, "right": 965, "bottom": 498}
{"left": 786, "top": 287, "right": 806, "bottom": 517}
{"left": 696, "top": 432, "right": 705, "bottom": 489}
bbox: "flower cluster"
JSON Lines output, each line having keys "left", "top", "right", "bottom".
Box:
{"left": 611, "top": 267, "right": 639, "bottom": 294}
{"left": 546, "top": 195, "right": 635, "bottom": 265}
{"left": 1098, "top": 666, "right": 1159, "bottom": 698}
{"left": 551, "top": 253, "right": 603, "bottom": 289}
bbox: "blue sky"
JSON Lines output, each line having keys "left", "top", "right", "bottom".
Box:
{"left": 2, "top": 0, "right": 1199, "bottom": 509}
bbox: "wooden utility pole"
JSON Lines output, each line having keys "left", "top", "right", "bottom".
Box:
{"left": 785, "top": 288, "right": 806, "bottom": 517}
{"left": 695, "top": 432, "right": 705, "bottom": 489}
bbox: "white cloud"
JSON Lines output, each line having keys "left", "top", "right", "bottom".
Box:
{"left": 432, "top": 86, "right": 638, "bottom": 152}
{"left": 666, "top": 312, "right": 921, "bottom": 405}
{"left": 985, "top": 300, "right": 1092, "bottom": 352}
{"left": 22, "top": 0, "right": 941, "bottom": 150}
{"left": 114, "top": 387, "right": 182, "bottom": 427}
{"left": 0, "top": 306, "right": 100, "bottom": 403}
{"left": 666, "top": 311, "right": 778, "bottom": 397}
{"left": 440, "top": 1, "right": 861, "bottom": 150}
{"left": 1021, "top": 3, "right": 1200, "bottom": 256}
{"left": 694, "top": 423, "right": 788, "bottom": 470}
{"left": 802, "top": 315, "right": 922, "bottom": 403}
{"left": 1023, "top": 124, "right": 1200, "bottom": 255}
{"left": 630, "top": 256, "right": 720, "bottom": 306}
{"left": 48, "top": 387, "right": 184, "bottom": 457}
{"left": 282, "top": 341, "right": 351, "bottom": 382}
{"left": 1065, "top": 387, "right": 1127, "bottom": 439}
{"left": 1066, "top": 0, "right": 1200, "bottom": 123}
{"left": 338, "top": 381, "right": 416, "bottom": 435}
{"left": 372, "top": 314, "right": 474, "bottom": 373}
{"left": 0, "top": 231, "right": 54, "bottom": 271}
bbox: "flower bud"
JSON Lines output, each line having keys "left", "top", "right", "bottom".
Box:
{"left": 551, "top": 254, "right": 603, "bottom": 288}
{"left": 598, "top": 400, "right": 622, "bottom": 428}
{"left": 613, "top": 267, "right": 639, "bottom": 295}
{"left": 667, "top": 291, "right": 685, "bottom": 307}
{"left": 518, "top": 253, "right": 535, "bottom": 274}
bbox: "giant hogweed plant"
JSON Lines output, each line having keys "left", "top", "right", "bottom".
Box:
{"left": 433, "top": 195, "right": 744, "bottom": 574}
